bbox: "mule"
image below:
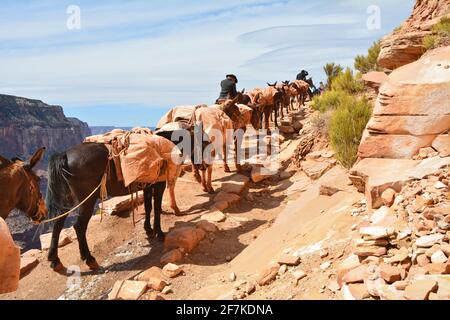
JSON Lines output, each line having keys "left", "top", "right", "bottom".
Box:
{"left": 0, "top": 148, "right": 47, "bottom": 222}
{"left": 45, "top": 130, "right": 190, "bottom": 271}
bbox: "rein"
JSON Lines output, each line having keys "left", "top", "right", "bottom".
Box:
{"left": 38, "top": 162, "right": 110, "bottom": 225}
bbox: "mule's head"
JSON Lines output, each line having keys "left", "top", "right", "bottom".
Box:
{"left": 249, "top": 105, "right": 262, "bottom": 130}
{"left": 14, "top": 148, "right": 48, "bottom": 223}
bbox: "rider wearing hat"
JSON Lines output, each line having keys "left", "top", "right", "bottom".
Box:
{"left": 216, "top": 74, "right": 238, "bottom": 104}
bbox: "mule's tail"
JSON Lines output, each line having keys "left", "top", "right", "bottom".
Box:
{"left": 46, "top": 152, "right": 74, "bottom": 219}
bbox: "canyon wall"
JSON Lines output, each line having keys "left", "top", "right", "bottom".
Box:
{"left": 0, "top": 94, "right": 91, "bottom": 161}
{"left": 378, "top": 0, "right": 450, "bottom": 70}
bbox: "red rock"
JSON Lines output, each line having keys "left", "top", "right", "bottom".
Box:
{"left": 342, "top": 265, "right": 368, "bottom": 284}
{"left": 354, "top": 245, "right": 387, "bottom": 257}
{"left": 245, "top": 283, "right": 256, "bottom": 295}
{"left": 20, "top": 257, "right": 39, "bottom": 277}
{"left": 381, "top": 188, "right": 396, "bottom": 207}
{"left": 136, "top": 267, "right": 165, "bottom": 282}
{"left": 213, "top": 201, "right": 229, "bottom": 212}
{"left": 160, "top": 249, "right": 184, "bottom": 266}
{"left": 147, "top": 277, "right": 167, "bottom": 292}
{"left": 221, "top": 174, "right": 250, "bottom": 194}
{"left": 196, "top": 220, "right": 218, "bottom": 233}
{"left": 21, "top": 249, "right": 41, "bottom": 259}
{"left": 404, "top": 279, "right": 438, "bottom": 300}
{"left": 164, "top": 227, "right": 206, "bottom": 253}
{"left": 213, "top": 192, "right": 240, "bottom": 206}
{"left": 257, "top": 263, "right": 280, "bottom": 286}
{"left": 108, "top": 280, "right": 148, "bottom": 300}
{"left": 432, "top": 135, "right": 450, "bottom": 157}
{"left": 162, "top": 263, "right": 183, "bottom": 278}
{"left": 292, "top": 270, "right": 307, "bottom": 281}
{"left": 424, "top": 263, "right": 450, "bottom": 275}
{"left": 301, "top": 161, "right": 332, "bottom": 180}
{"left": 416, "top": 254, "right": 431, "bottom": 267}
{"left": 277, "top": 254, "right": 301, "bottom": 266}
{"left": 394, "top": 280, "right": 409, "bottom": 291}
{"left": 0, "top": 218, "right": 20, "bottom": 294}
{"left": 348, "top": 283, "right": 371, "bottom": 300}
{"left": 380, "top": 264, "right": 402, "bottom": 283}
{"left": 337, "top": 255, "right": 362, "bottom": 285}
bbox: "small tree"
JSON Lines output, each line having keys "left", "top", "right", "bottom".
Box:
{"left": 354, "top": 41, "right": 382, "bottom": 74}
{"left": 323, "top": 63, "right": 343, "bottom": 89}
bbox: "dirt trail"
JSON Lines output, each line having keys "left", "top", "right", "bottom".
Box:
{"left": 1, "top": 109, "right": 313, "bottom": 300}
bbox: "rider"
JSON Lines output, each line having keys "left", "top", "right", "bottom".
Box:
{"left": 296, "top": 70, "right": 309, "bottom": 81}
{"left": 216, "top": 74, "right": 238, "bottom": 104}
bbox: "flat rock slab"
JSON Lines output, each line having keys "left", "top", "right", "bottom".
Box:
{"left": 301, "top": 161, "right": 332, "bottom": 180}
{"left": 201, "top": 211, "right": 226, "bottom": 223}
{"left": 20, "top": 257, "right": 39, "bottom": 278}
{"left": 99, "top": 192, "right": 144, "bottom": 215}
{"left": 109, "top": 280, "right": 148, "bottom": 300}
{"left": 221, "top": 174, "right": 250, "bottom": 194}
{"left": 40, "top": 232, "right": 72, "bottom": 251}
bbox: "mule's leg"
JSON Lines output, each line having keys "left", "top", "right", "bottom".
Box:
{"left": 48, "top": 215, "right": 69, "bottom": 271}
{"left": 73, "top": 198, "right": 99, "bottom": 270}
{"left": 201, "top": 169, "right": 208, "bottom": 193}
{"left": 153, "top": 182, "right": 167, "bottom": 240}
{"left": 193, "top": 166, "right": 202, "bottom": 184}
{"left": 234, "top": 135, "right": 243, "bottom": 173}
{"left": 144, "top": 186, "right": 154, "bottom": 237}
{"left": 167, "top": 179, "right": 181, "bottom": 216}
{"left": 206, "top": 165, "right": 215, "bottom": 193}
{"left": 223, "top": 142, "right": 231, "bottom": 173}
{"left": 274, "top": 106, "right": 279, "bottom": 127}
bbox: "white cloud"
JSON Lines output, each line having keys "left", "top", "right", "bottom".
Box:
{"left": 0, "top": 0, "right": 415, "bottom": 125}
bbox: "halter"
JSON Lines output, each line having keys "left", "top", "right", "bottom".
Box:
{"left": 18, "top": 164, "right": 43, "bottom": 222}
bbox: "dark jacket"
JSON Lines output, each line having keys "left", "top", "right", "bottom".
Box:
{"left": 296, "top": 70, "right": 309, "bottom": 81}
{"left": 217, "top": 78, "right": 237, "bottom": 101}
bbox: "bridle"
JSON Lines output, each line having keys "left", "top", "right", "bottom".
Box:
{"left": 18, "top": 164, "right": 44, "bottom": 222}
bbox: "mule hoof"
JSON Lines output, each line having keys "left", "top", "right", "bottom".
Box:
{"left": 51, "top": 261, "right": 67, "bottom": 274}
{"left": 224, "top": 167, "right": 231, "bottom": 173}
{"left": 86, "top": 259, "right": 101, "bottom": 271}
{"left": 173, "top": 208, "right": 183, "bottom": 216}
{"left": 207, "top": 188, "right": 215, "bottom": 194}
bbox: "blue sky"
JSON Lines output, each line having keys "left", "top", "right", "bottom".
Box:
{"left": 0, "top": 0, "right": 415, "bottom": 126}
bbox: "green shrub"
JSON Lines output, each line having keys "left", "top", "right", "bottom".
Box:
{"left": 310, "top": 110, "right": 333, "bottom": 136}
{"left": 354, "top": 41, "right": 382, "bottom": 74}
{"left": 423, "top": 17, "right": 450, "bottom": 50}
{"left": 312, "top": 89, "right": 349, "bottom": 113}
{"left": 331, "top": 68, "right": 364, "bottom": 94}
{"left": 328, "top": 96, "right": 372, "bottom": 168}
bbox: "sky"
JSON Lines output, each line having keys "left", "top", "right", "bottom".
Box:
{"left": 0, "top": 0, "right": 415, "bottom": 127}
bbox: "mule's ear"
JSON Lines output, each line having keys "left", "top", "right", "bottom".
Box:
{"left": 241, "top": 88, "right": 245, "bottom": 94}
{"left": 0, "top": 155, "right": 12, "bottom": 166}
{"left": 27, "top": 148, "right": 46, "bottom": 169}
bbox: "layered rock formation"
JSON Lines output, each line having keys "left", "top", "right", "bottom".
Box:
{"left": 378, "top": 0, "right": 450, "bottom": 70}
{"left": 0, "top": 94, "right": 90, "bottom": 160}
{"left": 358, "top": 46, "right": 450, "bottom": 159}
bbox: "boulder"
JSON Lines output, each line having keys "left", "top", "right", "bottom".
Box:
{"left": 164, "top": 227, "right": 206, "bottom": 253}
{"left": 277, "top": 254, "right": 301, "bottom": 266}
{"left": 136, "top": 267, "right": 165, "bottom": 282}
{"left": 213, "top": 192, "right": 240, "bottom": 207}
{"left": 432, "top": 135, "right": 450, "bottom": 157}
{"left": 380, "top": 264, "right": 403, "bottom": 283}
{"left": 381, "top": 188, "right": 396, "bottom": 207}
{"left": 251, "top": 166, "right": 278, "bottom": 183}
{"left": 359, "top": 46, "right": 450, "bottom": 160}
{"left": 196, "top": 220, "right": 219, "bottom": 233}
{"left": 0, "top": 218, "right": 20, "bottom": 294}
{"left": 415, "top": 234, "right": 444, "bottom": 248}
{"left": 342, "top": 265, "right": 368, "bottom": 284}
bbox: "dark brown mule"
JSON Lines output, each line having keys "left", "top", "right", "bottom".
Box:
{"left": 45, "top": 130, "right": 200, "bottom": 272}
{"left": 0, "top": 148, "right": 48, "bottom": 222}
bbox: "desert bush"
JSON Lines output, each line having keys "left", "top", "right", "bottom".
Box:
{"left": 331, "top": 68, "right": 364, "bottom": 94}
{"left": 328, "top": 96, "right": 372, "bottom": 168}
{"left": 311, "top": 89, "right": 349, "bottom": 113}
{"left": 354, "top": 41, "right": 382, "bottom": 74}
{"left": 310, "top": 110, "right": 333, "bottom": 136}
{"left": 423, "top": 17, "right": 450, "bottom": 50}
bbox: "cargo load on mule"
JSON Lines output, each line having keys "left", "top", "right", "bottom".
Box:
{"left": 84, "top": 127, "right": 182, "bottom": 188}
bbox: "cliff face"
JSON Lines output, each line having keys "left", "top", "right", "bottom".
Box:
{"left": 378, "top": 0, "right": 450, "bottom": 70}
{"left": 0, "top": 94, "right": 91, "bottom": 160}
